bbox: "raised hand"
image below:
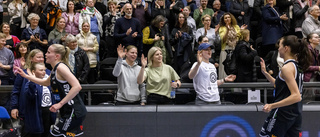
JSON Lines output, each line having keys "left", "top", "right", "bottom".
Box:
{"left": 197, "top": 50, "right": 203, "bottom": 64}
{"left": 260, "top": 58, "right": 267, "bottom": 74}
{"left": 240, "top": 24, "right": 247, "bottom": 29}
{"left": 117, "top": 44, "right": 127, "bottom": 58}
{"left": 141, "top": 54, "right": 148, "bottom": 67}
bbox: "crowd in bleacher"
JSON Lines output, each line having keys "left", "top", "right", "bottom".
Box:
{"left": 0, "top": 0, "right": 320, "bottom": 136}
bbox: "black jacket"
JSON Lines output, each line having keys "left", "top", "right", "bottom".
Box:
{"left": 74, "top": 47, "right": 90, "bottom": 84}
{"left": 234, "top": 40, "right": 258, "bottom": 82}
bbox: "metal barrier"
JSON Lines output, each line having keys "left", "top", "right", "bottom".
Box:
{"left": 1, "top": 82, "right": 320, "bottom": 105}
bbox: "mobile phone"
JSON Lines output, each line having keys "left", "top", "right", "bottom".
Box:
{"left": 34, "top": 33, "right": 40, "bottom": 39}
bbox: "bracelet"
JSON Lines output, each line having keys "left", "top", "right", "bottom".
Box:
{"left": 223, "top": 78, "right": 226, "bottom": 83}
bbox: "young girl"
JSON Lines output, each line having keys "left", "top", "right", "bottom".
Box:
{"left": 188, "top": 43, "right": 236, "bottom": 105}
{"left": 259, "top": 35, "right": 311, "bottom": 136}
{"left": 24, "top": 62, "right": 55, "bottom": 137}
{"left": 17, "top": 44, "right": 87, "bottom": 137}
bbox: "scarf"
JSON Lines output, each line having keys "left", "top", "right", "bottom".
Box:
{"left": 69, "top": 46, "right": 78, "bottom": 73}
{"left": 27, "top": 26, "right": 41, "bottom": 38}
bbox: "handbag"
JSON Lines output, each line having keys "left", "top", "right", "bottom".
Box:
{"left": 12, "top": 17, "right": 21, "bottom": 25}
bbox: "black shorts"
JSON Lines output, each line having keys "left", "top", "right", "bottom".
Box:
{"left": 259, "top": 108, "right": 302, "bottom": 137}
{"left": 50, "top": 115, "right": 85, "bottom": 137}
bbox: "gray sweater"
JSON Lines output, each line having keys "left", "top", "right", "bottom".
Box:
{"left": 112, "top": 58, "right": 146, "bottom": 103}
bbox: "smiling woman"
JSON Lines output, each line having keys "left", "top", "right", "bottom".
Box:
{"left": 112, "top": 44, "right": 146, "bottom": 105}
{"left": 137, "top": 47, "right": 181, "bottom": 105}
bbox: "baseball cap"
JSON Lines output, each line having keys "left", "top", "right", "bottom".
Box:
{"left": 198, "top": 43, "right": 214, "bottom": 51}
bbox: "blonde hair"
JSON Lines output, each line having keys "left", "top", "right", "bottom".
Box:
{"left": 147, "top": 47, "right": 162, "bottom": 67}
{"left": 30, "top": 62, "right": 45, "bottom": 72}
{"left": 201, "top": 14, "right": 211, "bottom": 22}
{"left": 0, "top": 33, "right": 6, "bottom": 39}
{"left": 239, "top": 29, "right": 250, "bottom": 41}
{"left": 24, "top": 49, "right": 43, "bottom": 69}
{"left": 55, "top": 17, "right": 65, "bottom": 29}
{"left": 50, "top": 44, "right": 71, "bottom": 68}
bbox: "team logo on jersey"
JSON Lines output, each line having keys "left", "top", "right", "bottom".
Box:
{"left": 66, "top": 132, "right": 75, "bottom": 137}
{"left": 210, "top": 72, "right": 217, "bottom": 83}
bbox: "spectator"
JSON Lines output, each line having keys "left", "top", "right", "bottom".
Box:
{"left": 170, "top": 12, "right": 193, "bottom": 73}
{"left": 233, "top": 29, "right": 258, "bottom": 82}
{"left": 0, "top": 33, "right": 14, "bottom": 85}
{"left": 11, "top": 49, "right": 49, "bottom": 137}
{"left": 151, "top": 0, "right": 171, "bottom": 20}
{"left": 218, "top": 12, "right": 245, "bottom": 79}
{"left": 79, "top": 0, "right": 103, "bottom": 44}
{"left": 114, "top": 4, "right": 142, "bottom": 50}
{"left": 0, "top": 32, "right": 14, "bottom": 85}
{"left": 95, "top": 0, "right": 107, "bottom": 16}
{"left": 62, "top": 0, "right": 80, "bottom": 36}
{"left": 21, "top": 13, "right": 48, "bottom": 53}
{"left": 137, "top": 47, "right": 181, "bottom": 105}
{"left": 188, "top": 43, "right": 236, "bottom": 105}
{"left": 168, "top": 0, "right": 185, "bottom": 30}
{"left": 211, "top": 0, "right": 225, "bottom": 27}
{"left": 251, "top": 0, "right": 264, "bottom": 40}
{"left": 28, "top": 0, "right": 47, "bottom": 16}
{"left": 65, "top": 34, "right": 90, "bottom": 84}
{"left": 0, "top": 22, "right": 20, "bottom": 53}
{"left": 293, "top": 0, "right": 310, "bottom": 38}
{"left": 13, "top": 43, "right": 28, "bottom": 75}
{"left": 193, "top": 0, "right": 214, "bottom": 28}
{"left": 183, "top": 6, "right": 196, "bottom": 37}
{"left": 276, "top": 0, "right": 294, "bottom": 35}
{"left": 260, "top": 0, "right": 288, "bottom": 58}
{"left": 186, "top": 0, "right": 197, "bottom": 17}
{"left": 24, "top": 62, "right": 55, "bottom": 137}
{"left": 195, "top": 15, "right": 218, "bottom": 46}
{"left": 75, "top": 0, "right": 86, "bottom": 12}
{"left": 304, "top": 33, "right": 320, "bottom": 82}
{"left": 229, "top": 0, "right": 251, "bottom": 29}
{"left": 302, "top": 5, "right": 320, "bottom": 38}
{"left": 48, "top": 17, "right": 68, "bottom": 45}
{"left": 103, "top": 0, "right": 121, "bottom": 58}
{"left": 142, "top": 15, "right": 166, "bottom": 60}
{"left": 113, "top": 45, "right": 146, "bottom": 105}
{"left": 49, "top": 0, "right": 68, "bottom": 12}
{"left": 8, "top": 0, "right": 28, "bottom": 38}
{"left": 0, "top": 0, "right": 4, "bottom": 25}
{"left": 198, "top": 35, "right": 218, "bottom": 66}
{"left": 302, "top": 33, "right": 320, "bottom": 103}
{"left": 76, "top": 22, "right": 99, "bottom": 84}
{"left": 263, "top": 39, "right": 284, "bottom": 78}
{"left": 132, "top": 0, "right": 149, "bottom": 30}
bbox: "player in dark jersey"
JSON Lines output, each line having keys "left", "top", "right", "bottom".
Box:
{"left": 16, "top": 44, "right": 87, "bottom": 137}
{"left": 259, "top": 35, "right": 311, "bottom": 137}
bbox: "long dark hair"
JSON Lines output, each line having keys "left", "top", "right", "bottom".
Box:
{"left": 282, "top": 35, "right": 311, "bottom": 71}
{"left": 15, "top": 43, "right": 29, "bottom": 59}
{"left": 175, "top": 13, "right": 189, "bottom": 33}
{"left": 67, "top": 0, "right": 77, "bottom": 14}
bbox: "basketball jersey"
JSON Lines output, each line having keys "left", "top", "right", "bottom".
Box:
{"left": 273, "top": 59, "right": 303, "bottom": 120}
{"left": 50, "top": 62, "right": 87, "bottom": 118}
